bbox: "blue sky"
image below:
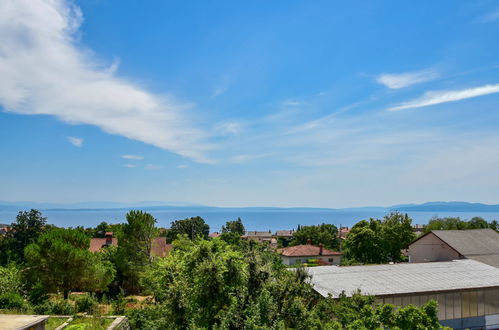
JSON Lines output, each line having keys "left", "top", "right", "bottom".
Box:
{"left": 1, "top": 0, "right": 499, "bottom": 207}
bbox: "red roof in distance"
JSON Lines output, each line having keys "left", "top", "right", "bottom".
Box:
{"left": 278, "top": 244, "right": 342, "bottom": 257}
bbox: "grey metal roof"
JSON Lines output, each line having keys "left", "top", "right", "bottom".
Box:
{"left": 431, "top": 229, "right": 499, "bottom": 256}
{"left": 306, "top": 259, "right": 499, "bottom": 298}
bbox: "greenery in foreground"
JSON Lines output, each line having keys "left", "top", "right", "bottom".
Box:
{"left": 1, "top": 209, "right": 484, "bottom": 328}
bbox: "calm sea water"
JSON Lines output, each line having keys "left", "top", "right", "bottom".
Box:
{"left": 2, "top": 209, "right": 499, "bottom": 232}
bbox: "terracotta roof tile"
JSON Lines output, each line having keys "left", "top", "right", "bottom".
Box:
{"left": 150, "top": 237, "right": 173, "bottom": 257}
{"left": 89, "top": 237, "right": 118, "bottom": 252}
{"left": 278, "top": 244, "right": 342, "bottom": 257}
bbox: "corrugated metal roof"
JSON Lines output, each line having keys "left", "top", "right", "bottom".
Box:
{"left": 306, "top": 259, "right": 499, "bottom": 298}
{"left": 431, "top": 229, "right": 499, "bottom": 256}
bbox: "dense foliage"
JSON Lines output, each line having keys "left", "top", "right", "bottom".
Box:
{"left": 290, "top": 223, "right": 340, "bottom": 250}
{"left": 134, "top": 237, "right": 442, "bottom": 329}
{"left": 343, "top": 212, "right": 415, "bottom": 264}
{"left": 0, "top": 210, "right": 448, "bottom": 328}
{"left": 25, "top": 228, "right": 115, "bottom": 299}
{"left": 221, "top": 217, "right": 246, "bottom": 235}
{"left": 165, "top": 216, "right": 210, "bottom": 242}
{"left": 424, "top": 216, "right": 498, "bottom": 232}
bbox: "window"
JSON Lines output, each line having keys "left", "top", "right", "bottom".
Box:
{"left": 328, "top": 258, "right": 334, "bottom": 263}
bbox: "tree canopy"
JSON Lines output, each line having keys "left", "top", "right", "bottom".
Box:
{"left": 165, "top": 216, "right": 209, "bottom": 242}
{"left": 117, "top": 210, "right": 158, "bottom": 292}
{"left": 25, "top": 228, "right": 115, "bottom": 299}
{"left": 221, "top": 217, "right": 245, "bottom": 235}
{"left": 290, "top": 223, "right": 340, "bottom": 250}
{"left": 343, "top": 212, "right": 416, "bottom": 264}
{"left": 424, "top": 216, "right": 496, "bottom": 233}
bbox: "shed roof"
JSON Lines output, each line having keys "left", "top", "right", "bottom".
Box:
{"left": 278, "top": 244, "right": 341, "bottom": 257}
{"left": 306, "top": 259, "right": 499, "bottom": 298}
{"left": 429, "top": 229, "right": 499, "bottom": 256}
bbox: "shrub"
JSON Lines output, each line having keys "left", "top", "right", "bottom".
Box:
{"left": 34, "top": 299, "right": 75, "bottom": 315}
{"left": 75, "top": 294, "right": 98, "bottom": 314}
{"left": 0, "top": 292, "right": 25, "bottom": 310}
{"left": 0, "top": 264, "right": 24, "bottom": 296}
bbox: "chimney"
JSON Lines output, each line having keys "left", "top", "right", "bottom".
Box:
{"left": 319, "top": 243, "right": 323, "bottom": 255}
{"left": 105, "top": 232, "right": 113, "bottom": 245}
{"left": 307, "top": 239, "right": 312, "bottom": 245}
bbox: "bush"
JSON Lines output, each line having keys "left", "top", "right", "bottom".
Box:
{"left": 75, "top": 294, "right": 98, "bottom": 314}
{"left": 34, "top": 299, "right": 75, "bottom": 315}
{"left": 126, "top": 306, "right": 169, "bottom": 330}
{"left": 0, "top": 292, "right": 25, "bottom": 310}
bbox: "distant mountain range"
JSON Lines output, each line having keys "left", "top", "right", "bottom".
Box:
{"left": 1, "top": 201, "right": 499, "bottom": 213}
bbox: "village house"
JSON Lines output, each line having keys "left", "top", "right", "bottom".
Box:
{"left": 407, "top": 229, "right": 499, "bottom": 268}
{"left": 89, "top": 232, "right": 172, "bottom": 257}
{"left": 306, "top": 259, "right": 499, "bottom": 329}
{"left": 278, "top": 243, "right": 342, "bottom": 265}
{"left": 208, "top": 232, "right": 221, "bottom": 238}
{"left": 274, "top": 229, "right": 295, "bottom": 239}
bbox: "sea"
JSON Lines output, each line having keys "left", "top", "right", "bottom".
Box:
{"left": 2, "top": 208, "right": 499, "bottom": 232}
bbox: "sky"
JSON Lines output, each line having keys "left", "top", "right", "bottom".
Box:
{"left": 1, "top": 0, "right": 499, "bottom": 208}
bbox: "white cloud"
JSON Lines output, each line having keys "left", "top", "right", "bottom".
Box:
{"left": 123, "top": 164, "right": 136, "bottom": 168}
{"left": 376, "top": 69, "right": 439, "bottom": 89}
{"left": 67, "top": 136, "right": 83, "bottom": 147}
{"left": 177, "top": 164, "right": 188, "bottom": 169}
{"left": 121, "top": 154, "right": 143, "bottom": 160}
{"left": 389, "top": 83, "right": 499, "bottom": 111}
{"left": 0, "top": 0, "right": 212, "bottom": 163}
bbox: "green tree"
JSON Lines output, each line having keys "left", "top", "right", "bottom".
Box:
{"left": 290, "top": 223, "right": 340, "bottom": 250}
{"left": 118, "top": 211, "right": 158, "bottom": 292}
{"left": 165, "top": 216, "right": 209, "bottom": 242}
{"left": 25, "top": 228, "right": 115, "bottom": 299}
{"left": 344, "top": 213, "right": 415, "bottom": 264}
{"left": 139, "top": 237, "right": 317, "bottom": 329}
{"left": 313, "top": 291, "right": 442, "bottom": 329}
{"left": 468, "top": 216, "right": 489, "bottom": 229}
{"left": 221, "top": 218, "right": 245, "bottom": 235}
{"left": 0, "top": 263, "right": 24, "bottom": 296}
{"left": 9, "top": 209, "right": 47, "bottom": 263}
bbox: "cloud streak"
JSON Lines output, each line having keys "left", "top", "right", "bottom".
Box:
{"left": 0, "top": 0, "right": 212, "bottom": 163}
{"left": 376, "top": 69, "right": 439, "bottom": 89}
{"left": 121, "top": 154, "right": 144, "bottom": 160}
{"left": 388, "top": 83, "right": 499, "bottom": 111}
{"left": 67, "top": 136, "right": 83, "bottom": 147}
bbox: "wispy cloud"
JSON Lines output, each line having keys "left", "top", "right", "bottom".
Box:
{"left": 376, "top": 69, "right": 439, "bottom": 89}
{"left": 0, "top": 0, "right": 212, "bottom": 163}
{"left": 214, "top": 121, "right": 244, "bottom": 135}
{"left": 121, "top": 154, "right": 144, "bottom": 160}
{"left": 145, "top": 164, "right": 163, "bottom": 170}
{"left": 123, "top": 164, "right": 137, "bottom": 168}
{"left": 480, "top": 10, "right": 499, "bottom": 23}
{"left": 388, "top": 83, "right": 499, "bottom": 111}
{"left": 67, "top": 136, "right": 83, "bottom": 147}
{"left": 210, "top": 87, "right": 227, "bottom": 99}
{"left": 177, "top": 164, "right": 188, "bottom": 169}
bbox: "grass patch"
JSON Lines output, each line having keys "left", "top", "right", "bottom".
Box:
{"left": 65, "top": 317, "right": 114, "bottom": 330}
{"left": 46, "top": 317, "right": 69, "bottom": 330}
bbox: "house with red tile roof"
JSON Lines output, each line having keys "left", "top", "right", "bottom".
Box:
{"left": 277, "top": 243, "right": 342, "bottom": 266}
